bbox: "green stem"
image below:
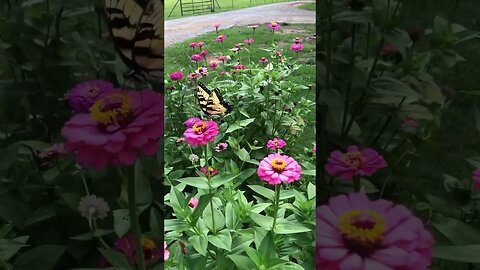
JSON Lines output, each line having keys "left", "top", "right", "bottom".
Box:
{"left": 271, "top": 184, "right": 281, "bottom": 235}
{"left": 118, "top": 167, "right": 146, "bottom": 270}
{"left": 203, "top": 144, "right": 216, "bottom": 235}
{"left": 353, "top": 177, "right": 361, "bottom": 192}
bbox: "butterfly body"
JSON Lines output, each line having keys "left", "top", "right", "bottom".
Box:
{"left": 196, "top": 82, "right": 233, "bottom": 117}
{"left": 104, "top": 0, "right": 164, "bottom": 82}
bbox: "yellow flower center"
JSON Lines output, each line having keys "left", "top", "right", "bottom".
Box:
{"left": 192, "top": 121, "right": 207, "bottom": 133}
{"left": 342, "top": 151, "right": 367, "bottom": 167}
{"left": 339, "top": 210, "right": 386, "bottom": 249}
{"left": 272, "top": 139, "right": 280, "bottom": 145}
{"left": 270, "top": 158, "right": 287, "bottom": 171}
{"left": 141, "top": 237, "right": 156, "bottom": 250}
{"left": 90, "top": 93, "right": 133, "bottom": 127}
{"left": 218, "top": 35, "right": 223, "bottom": 39}
{"left": 271, "top": 22, "right": 277, "bottom": 26}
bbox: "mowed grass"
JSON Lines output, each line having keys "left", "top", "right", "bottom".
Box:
{"left": 297, "top": 2, "right": 315, "bottom": 11}
{"left": 165, "top": 0, "right": 293, "bottom": 20}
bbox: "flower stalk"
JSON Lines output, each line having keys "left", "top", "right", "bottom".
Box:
{"left": 271, "top": 184, "right": 281, "bottom": 235}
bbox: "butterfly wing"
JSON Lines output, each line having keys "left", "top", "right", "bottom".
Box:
{"left": 196, "top": 82, "right": 212, "bottom": 115}
{"left": 207, "top": 89, "right": 233, "bottom": 115}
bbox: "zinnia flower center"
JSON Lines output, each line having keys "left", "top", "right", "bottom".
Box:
{"left": 271, "top": 22, "right": 277, "bottom": 26}
{"left": 270, "top": 158, "right": 287, "bottom": 171}
{"left": 84, "top": 86, "right": 99, "bottom": 97}
{"left": 272, "top": 139, "right": 280, "bottom": 146}
{"left": 192, "top": 121, "right": 207, "bottom": 133}
{"left": 141, "top": 238, "right": 156, "bottom": 250}
{"left": 90, "top": 93, "right": 133, "bottom": 128}
{"left": 342, "top": 151, "right": 367, "bottom": 167}
{"left": 339, "top": 210, "right": 386, "bottom": 256}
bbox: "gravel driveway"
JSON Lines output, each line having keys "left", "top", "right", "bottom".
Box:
{"left": 165, "top": 1, "right": 315, "bottom": 47}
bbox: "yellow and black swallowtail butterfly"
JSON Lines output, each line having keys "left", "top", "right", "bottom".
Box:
{"left": 104, "top": 0, "right": 164, "bottom": 82}
{"left": 196, "top": 82, "right": 233, "bottom": 116}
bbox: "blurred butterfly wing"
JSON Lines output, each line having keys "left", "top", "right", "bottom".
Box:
{"left": 196, "top": 82, "right": 212, "bottom": 115}
{"left": 207, "top": 89, "right": 233, "bottom": 115}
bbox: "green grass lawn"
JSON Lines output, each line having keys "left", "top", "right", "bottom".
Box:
{"left": 165, "top": 0, "right": 293, "bottom": 19}
{"left": 297, "top": 2, "right": 315, "bottom": 11}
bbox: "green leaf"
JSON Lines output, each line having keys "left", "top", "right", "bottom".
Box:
{"left": 165, "top": 219, "right": 189, "bottom": 232}
{"left": 370, "top": 77, "right": 421, "bottom": 106}
{"left": 244, "top": 247, "right": 262, "bottom": 268}
{"left": 432, "top": 216, "right": 480, "bottom": 245}
{"left": 225, "top": 118, "right": 256, "bottom": 133}
{"left": 13, "top": 245, "right": 65, "bottom": 270}
{"left": 307, "top": 183, "right": 316, "bottom": 200}
{"left": 332, "top": 9, "right": 372, "bottom": 24}
{"left": 177, "top": 177, "right": 210, "bottom": 189}
{"left": 259, "top": 232, "right": 276, "bottom": 262}
{"left": 0, "top": 236, "right": 28, "bottom": 261}
{"left": 113, "top": 209, "right": 130, "bottom": 238}
{"left": 208, "top": 229, "right": 232, "bottom": 251}
{"left": 234, "top": 148, "right": 250, "bottom": 161}
{"left": 225, "top": 202, "right": 239, "bottom": 230}
{"left": 189, "top": 234, "right": 208, "bottom": 256}
{"left": 433, "top": 245, "right": 480, "bottom": 263}
{"left": 190, "top": 193, "right": 215, "bottom": 225}
{"left": 275, "top": 220, "right": 311, "bottom": 234}
{"left": 227, "top": 255, "right": 257, "bottom": 270}
{"left": 98, "top": 249, "right": 132, "bottom": 269}
{"left": 248, "top": 185, "right": 275, "bottom": 201}
{"left": 250, "top": 213, "right": 273, "bottom": 230}
{"left": 203, "top": 206, "right": 225, "bottom": 232}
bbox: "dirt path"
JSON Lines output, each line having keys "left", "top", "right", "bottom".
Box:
{"left": 165, "top": 1, "right": 315, "bottom": 47}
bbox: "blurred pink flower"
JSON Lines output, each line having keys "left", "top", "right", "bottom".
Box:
{"left": 170, "top": 71, "right": 183, "bottom": 81}
{"left": 382, "top": 43, "right": 398, "bottom": 55}
{"left": 215, "top": 142, "right": 228, "bottom": 152}
{"left": 213, "top": 23, "right": 221, "bottom": 29}
{"left": 244, "top": 38, "right": 254, "bottom": 44}
{"left": 200, "top": 166, "right": 218, "bottom": 176}
{"left": 164, "top": 241, "right": 170, "bottom": 261}
{"left": 191, "top": 54, "right": 202, "bottom": 61}
{"left": 258, "top": 153, "right": 301, "bottom": 185}
{"left": 188, "top": 197, "right": 199, "bottom": 208}
{"left": 325, "top": 145, "right": 387, "bottom": 180}
{"left": 276, "top": 50, "right": 282, "bottom": 57}
{"left": 183, "top": 119, "right": 218, "bottom": 146}
{"left": 230, "top": 47, "right": 240, "bottom": 53}
{"left": 217, "top": 55, "right": 229, "bottom": 62}
{"left": 209, "top": 61, "right": 219, "bottom": 69}
{"left": 197, "top": 67, "right": 208, "bottom": 76}
{"left": 66, "top": 80, "right": 117, "bottom": 113}
{"left": 403, "top": 118, "right": 420, "bottom": 128}
{"left": 219, "top": 71, "right": 226, "bottom": 75}
{"left": 199, "top": 50, "right": 209, "bottom": 57}
{"left": 313, "top": 144, "right": 316, "bottom": 154}
{"left": 293, "top": 37, "right": 303, "bottom": 43}
{"left": 197, "top": 41, "right": 205, "bottom": 47}
{"left": 38, "top": 143, "right": 66, "bottom": 159}
{"left": 290, "top": 43, "right": 304, "bottom": 52}
{"left": 234, "top": 64, "right": 246, "bottom": 70}
{"left": 473, "top": 168, "right": 480, "bottom": 189}
{"left": 215, "top": 34, "right": 227, "bottom": 42}
{"left": 316, "top": 193, "right": 435, "bottom": 270}
{"left": 259, "top": 57, "right": 269, "bottom": 63}
{"left": 187, "top": 72, "right": 201, "bottom": 80}
{"left": 185, "top": 117, "right": 201, "bottom": 128}
{"left": 61, "top": 90, "right": 163, "bottom": 170}
{"left": 268, "top": 22, "right": 281, "bottom": 30}
{"left": 113, "top": 235, "right": 162, "bottom": 265}
{"left": 266, "top": 138, "right": 286, "bottom": 150}
{"left": 189, "top": 42, "right": 198, "bottom": 48}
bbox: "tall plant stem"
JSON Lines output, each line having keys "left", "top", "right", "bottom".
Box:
{"left": 271, "top": 184, "right": 281, "bottom": 236}
{"left": 341, "top": 25, "right": 356, "bottom": 134}
{"left": 118, "top": 167, "right": 146, "bottom": 270}
{"left": 203, "top": 144, "right": 216, "bottom": 235}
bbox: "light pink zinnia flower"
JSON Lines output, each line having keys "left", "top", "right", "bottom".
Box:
{"left": 259, "top": 57, "right": 269, "bottom": 63}
{"left": 276, "top": 50, "right": 282, "bottom": 57}
{"left": 293, "top": 37, "right": 303, "bottom": 43}
{"left": 170, "top": 71, "right": 183, "bottom": 81}
{"left": 187, "top": 72, "right": 201, "bottom": 80}
{"left": 473, "top": 168, "right": 480, "bottom": 189}
{"left": 213, "top": 23, "right": 220, "bottom": 29}
{"left": 200, "top": 166, "right": 218, "bottom": 176}
{"left": 183, "top": 119, "right": 218, "bottom": 146}
{"left": 290, "top": 43, "right": 304, "bottom": 52}
{"left": 197, "top": 67, "right": 208, "bottom": 76}
{"left": 164, "top": 241, "right": 170, "bottom": 261}
{"left": 199, "top": 50, "right": 209, "bottom": 57}
{"left": 188, "top": 197, "right": 199, "bottom": 208}
{"left": 209, "top": 61, "right": 219, "bottom": 69}
{"left": 266, "top": 138, "right": 286, "bottom": 150}
{"left": 219, "top": 71, "right": 226, "bottom": 76}
{"left": 197, "top": 41, "right": 205, "bottom": 47}
{"left": 325, "top": 145, "right": 387, "bottom": 180}
{"left": 217, "top": 55, "right": 229, "bottom": 62}
{"left": 244, "top": 38, "right": 254, "bottom": 44}
{"left": 66, "top": 80, "right": 117, "bottom": 113}
{"left": 234, "top": 64, "right": 246, "bottom": 70}
{"left": 191, "top": 54, "right": 202, "bottom": 61}
{"left": 268, "top": 22, "right": 281, "bottom": 30}
{"left": 258, "top": 153, "right": 301, "bottom": 185}
{"left": 230, "top": 47, "right": 240, "bottom": 53}
{"left": 316, "top": 193, "right": 435, "bottom": 270}
{"left": 214, "top": 142, "right": 228, "bottom": 152}
{"left": 215, "top": 34, "right": 227, "bottom": 42}
{"left": 313, "top": 144, "right": 316, "bottom": 154}
{"left": 61, "top": 90, "right": 163, "bottom": 170}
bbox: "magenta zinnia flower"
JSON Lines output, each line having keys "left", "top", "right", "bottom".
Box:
{"left": 325, "top": 145, "right": 387, "bottom": 180}
{"left": 200, "top": 166, "right": 218, "bottom": 176}
{"left": 170, "top": 71, "right": 183, "bottom": 81}
{"left": 191, "top": 54, "right": 202, "bottom": 61}
{"left": 189, "top": 197, "right": 199, "bottom": 208}
{"left": 189, "top": 42, "right": 198, "bottom": 48}
{"left": 185, "top": 117, "right": 201, "bottom": 128}
{"left": 317, "top": 193, "right": 435, "bottom": 270}
{"left": 217, "top": 55, "right": 229, "bottom": 62}
{"left": 197, "top": 41, "right": 205, "bottom": 48}
{"left": 66, "top": 80, "right": 117, "bottom": 113}
{"left": 215, "top": 34, "right": 227, "bottom": 42}
{"left": 209, "top": 61, "right": 219, "bottom": 69}
{"left": 199, "top": 50, "right": 209, "bottom": 57}
{"left": 293, "top": 37, "right": 303, "bottom": 43}
{"left": 113, "top": 235, "right": 163, "bottom": 265}
{"left": 164, "top": 241, "right": 170, "bottom": 261}
{"left": 234, "top": 64, "right": 246, "bottom": 70}
{"left": 61, "top": 89, "right": 163, "bottom": 170}
{"left": 473, "top": 168, "right": 480, "bottom": 189}
{"left": 258, "top": 153, "right": 301, "bottom": 185}
{"left": 259, "top": 57, "right": 269, "bottom": 63}
{"left": 290, "top": 43, "right": 304, "bottom": 52}
{"left": 244, "top": 38, "right": 254, "bottom": 44}
{"left": 183, "top": 119, "right": 218, "bottom": 146}
{"left": 266, "top": 138, "right": 286, "bottom": 150}
{"left": 268, "top": 22, "right": 281, "bottom": 30}
{"left": 219, "top": 71, "right": 226, "bottom": 76}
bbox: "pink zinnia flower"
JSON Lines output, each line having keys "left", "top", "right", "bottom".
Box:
{"left": 61, "top": 90, "right": 163, "bottom": 170}
{"left": 316, "top": 193, "right": 435, "bottom": 270}
{"left": 313, "top": 144, "right": 316, "bottom": 154}
{"left": 214, "top": 142, "right": 228, "bottom": 152}
{"left": 200, "top": 50, "right": 209, "bottom": 57}
{"left": 197, "top": 67, "right": 208, "bottom": 77}
{"left": 188, "top": 197, "right": 199, "bottom": 208}
{"left": 189, "top": 42, "right": 198, "bottom": 48}
{"left": 219, "top": 71, "right": 226, "bottom": 75}
{"left": 66, "top": 80, "right": 117, "bottom": 113}
{"left": 403, "top": 118, "right": 419, "bottom": 128}
{"left": 209, "top": 61, "right": 219, "bottom": 69}
{"left": 215, "top": 34, "right": 227, "bottom": 42}
{"left": 113, "top": 234, "right": 163, "bottom": 265}
{"left": 200, "top": 166, "right": 218, "bottom": 176}
{"left": 217, "top": 55, "right": 229, "bottom": 62}
{"left": 187, "top": 72, "right": 201, "bottom": 80}
{"left": 473, "top": 168, "right": 480, "bottom": 189}
{"left": 259, "top": 57, "right": 269, "bottom": 63}
{"left": 234, "top": 64, "right": 246, "bottom": 70}
{"left": 290, "top": 43, "right": 304, "bottom": 52}
{"left": 38, "top": 143, "right": 66, "bottom": 159}
{"left": 266, "top": 138, "right": 286, "bottom": 150}
{"left": 164, "top": 241, "right": 170, "bottom": 261}
{"left": 213, "top": 23, "right": 221, "bottom": 29}
{"left": 191, "top": 54, "right": 202, "bottom": 61}
{"left": 197, "top": 41, "right": 205, "bottom": 47}
{"left": 325, "top": 145, "right": 387, "bottom": 180}
{"left": 170, "top": 71, "right": 183, "bottom": 81}
{"left": 276, "top": 50, "right": 282, "bottom": 57}
{"left": 230, "top": 47, "right": 240, "bottom": 53}
{"left": 258, "top": 153, "right": 301, "bottom": 185}
{"left": 244, "top": 38, "right": 254, "bottom": 44}
{"left": 185, "top": 117, "right": 201, "bottom": 128}
{"left": 183, "top": 119, "right": 218, "bottom": 146}
{"left": 268, "top": 22, "right": 281, "bottom": 30}
{"left": 382, "top": 43, "right": 398, "bottom": 55}
{"left": 293, "top": 37, "right": 303, "bottom": 43}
